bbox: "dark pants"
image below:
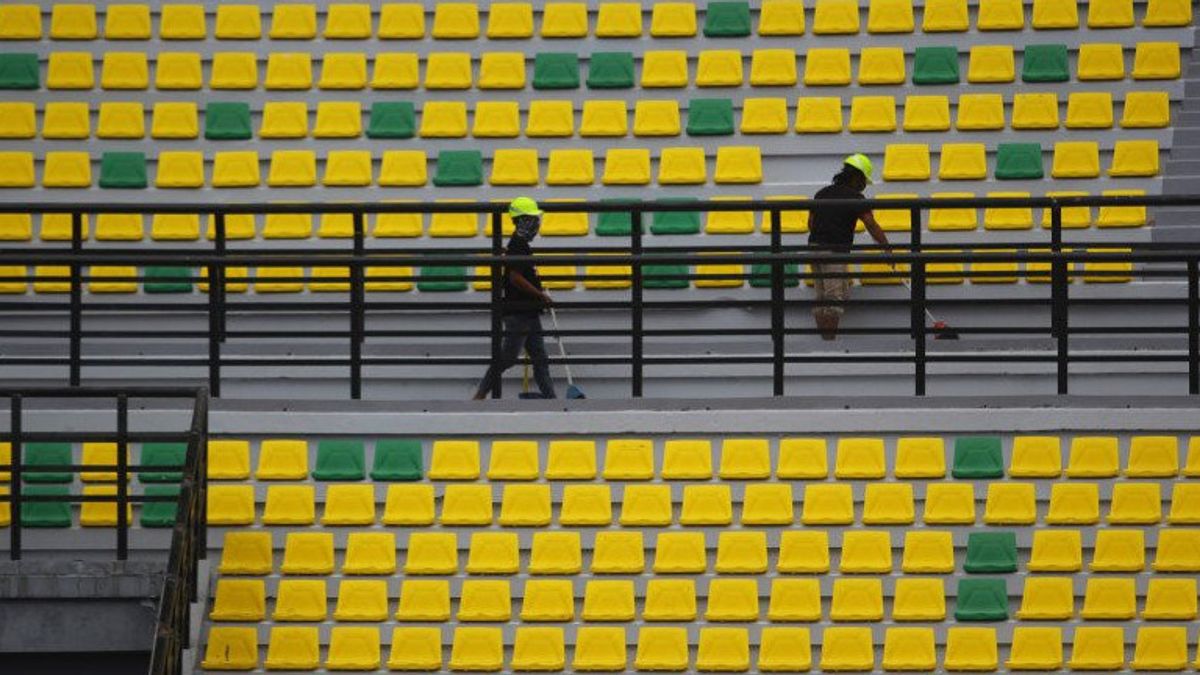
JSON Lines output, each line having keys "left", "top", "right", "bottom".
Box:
{"left": 475, "top": 312, "right": 556, "bottom": 398}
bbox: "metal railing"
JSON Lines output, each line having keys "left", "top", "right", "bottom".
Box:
{"left": 0, "top": 195, "right": 1198, "bottom": 398}
{"left": 0, "top": 387, "right": 208, "bottom": 675}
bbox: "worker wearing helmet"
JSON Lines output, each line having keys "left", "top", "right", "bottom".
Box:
{"left": 808, "top": 153, "right": 892, "bottom": 340}
{"left": 473, "top": 197, "right": 557, "bottom": 399}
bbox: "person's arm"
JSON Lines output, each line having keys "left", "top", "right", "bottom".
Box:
{"left": 508, "top": 268, "right": 552, "bottom": 305}
{"left": 860, "top": 211, "right": 892, "bottom": 253}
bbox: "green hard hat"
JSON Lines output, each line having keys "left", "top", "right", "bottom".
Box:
{"left": 843, "top": 153, "right": 874, "bottom": 184}
{"left": 508, "top": 196, "right": 543, "bottom": 217}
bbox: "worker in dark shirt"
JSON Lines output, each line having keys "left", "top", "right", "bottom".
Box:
{"left": 808, "top": 154, "right": 892, "bottom": 340}
{"left": 473, "top": 197, "right": 557, "bottom": 399}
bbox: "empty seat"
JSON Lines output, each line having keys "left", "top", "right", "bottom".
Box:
{"left": 813, "top": 0, "right": 861, "bottom": 33}
{"left": 1092, "top": 529, "right": 1145, "bottom": 571}
{"left": 760, "top": 0, "right": 807, "bottom": 35}
{"left": 642, "top": 50, "right": 689, "bottom": 87}
{"left": 820, "top": 627, "right": 875, "bottom": 670}
{"left": 1068, "top": 628, "right": 1125, "bottom": 670}
{"left": 750, "top": 49, "right": 797, "bottom": 86}
{"left": 1017, "top": 576, "right": 1074, "bottom": 620}
{"left": 778, "top": 531, "right": 830, "bottom": 573}
{"left": 849, "top": 96, "right": 897, "bottom": 132}
{"left": 200, "top": 627, "right": 258, "bottom": 670}
{"left": 1078, "top": 43, "right": 1126, "bottom": 80}
{"left": 0, "top": 5, "right": 43, "bottom": 40}
{"left": 968, "top": 45, "right": 1015, "bottom": 83}
{"left": 883, "top": 144, "right": 931, "bottom": 181}
{"left": 804, "top": 48, "right": 852, "bottom": 86}
{"left": 262, "top": 485, "right": 315, "bottom": 525}
{"left": 1067, "top": 92, "right": 1114, "bottom": 129}
{"left": 912, "top": 46, "right": 959, "bottom": 84}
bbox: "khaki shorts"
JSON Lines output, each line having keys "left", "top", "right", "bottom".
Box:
{"left": 812, "top": 263, "right": 850, "bottom": 318}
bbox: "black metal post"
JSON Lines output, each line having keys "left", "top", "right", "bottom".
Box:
{"left": 769, "top": 208, "right": 785, "bottom": 396}
{"left": 1189, "top": 260, "right": 1198, "bottom": 395}
{"left": 207, "top": 213, "right": 225, "bottom": 398}
{"left": 69, "top": 212, "right": 82, "bottom": 386}
{"left": 489, "top": 211, "right": 503, "bottom": 398}
{"left": 115, "top": 394, "right": 128, "bottom": 560}
{"left": 9, "top": 395, "right": 21, "bottom": 561}
{"left": 910, "top": 208, "right": 926, "bottom": 396}
{"left": 349, "top": 212, "right": 365, "bottom": 399}
{"left": 1050, "top": 205, "right": 1068, "bottom": 394}
{"left": 631, "top": 209, "right": 644, "bottom": 397}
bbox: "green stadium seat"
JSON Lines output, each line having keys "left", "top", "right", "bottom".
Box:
{"left": 140, "top": 485, "right": 181, "bottom": 527}
{"left": 596, "top": 200, "right": 640, "bottom": 237}
{"left": 955, "top": 579, "right": 1009, "bottom": 621}
{"left": 433, "top": 151, "right": 484, "bottom": 186}
{"left": 367, "top": 103, "right": 416, "bottom": 139}
{"left": 704, "top": 2, "right": 753, "bottom": 36}
{"left": 952, "top": 436, "right": 1004, "bottom": 478}
{"left": 371, "top": 439, "right": 423, "bottom": 480}
{"left": 99, "top": 152, "right": 147, "bottom": 189}
{"left": 314, "top": 440, "right": 366, "bottom": 481}
{"left": 139, "top": 442, "right": 186, "bottom": 482}
{"left": 912, "top": 47, "right": 960, "bottom": 84}
{"left": 144, "top": 267, "right": 193, "bottom": 294}
{"left": 204, "top": 103, "right": 253, "bottom": 140}
{"left": 644, "top": 265, "right": 690, "bottom": 289}
{"left": 587, "top": 52, "right": 636, "bottom": 89}
{"left": 0, "top": 54, "right": 39, "bottom": 90}
{"left": 25, "top": 442, "right": 72, "bottom": 483}
{"left": 22, "top": 486, "right": 71, "bottom": 528}
{"left": 687, "top": 99, "right": 736, "bottom": 136}
{"left": 651, "top": 199, "right": 702, "bottom": 235}
{"left": 533, "top": 53, "right": 581, "bottom": 90}
{"left": 417, "top": 266, "right": 468, "bottom": 292}
{"left": 750, "top": 264, "right": 801, "bottom": 288}
{"left": 964, "top": 532, "right": 1019, "bottom": 573}
{"left": 1022, "top": 45, "right": 1070, "bottom": 83}
{"left": 995, "top": 143, "right": 1045, "bottom": 180}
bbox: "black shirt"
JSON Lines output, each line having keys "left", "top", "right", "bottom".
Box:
{"left": 501, "top": 236, "right": 544, "bottom": 314}
{"left": 807, "top": 183, "right": 870, "bottom": 252}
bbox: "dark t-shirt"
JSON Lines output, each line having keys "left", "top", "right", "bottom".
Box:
{"left": 807, "top": 183, "right": 870, "bottom": 252}
{"left": 501, "top": 236, "right": 544, "bottom": 314}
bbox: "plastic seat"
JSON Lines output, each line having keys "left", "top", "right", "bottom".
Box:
{"left": 749, "top": 49, "right": 797, "bottom": 86}
{"left": 78, "top": 485, "right": 133, "bottom": 526}
{"left": 921, "top": 483, "right": 974, "bottom": 527}
{"left": 333, "top": 579, "right": 389, "bottom": 621}
{"left": 641, "top": 50, "right": 689, "bottom": 88}
{"left": 218, "top": 531, "right": 272, "bottom": 575}
{"left": 79, "top": 441, "right": 130, "bottom": 481}
{"left": 1107, "top": 482, "right": 1161, "bottom": 524}
{"left": 857, "top": 48, "right": 905, "bottom": 86}
{"left": 264, "top": 627, "right": 319, "bottom": 670}
{"left": 1091, "top": 529, "right": 1145, "bottom": 571}
{"left": 794, "top": 97, "right": 843, "bottom": 133}
{"left": 653, "top": 532, "right": 707, "bottom": 573}
{"left": 262, "top": 485, "right": 315, "bottom": 525}
{"left": 882, "top": 628, "right": 935, "bottom": 671}
{"left": 1023, "top": 44, "right": 1070, "bottom": 82}
{"left": 215, "top": 5, "right": 262, "bottom": 39}
{"left": 1128, "top": 436, "right": 1179, "bottom": 476}
{"left": 394, "top": 579, "right": 449, "bottom": 622}
{"left": 533, "top": 52, "right": 579, "bottom": 90}
{"left": 0, "top": 5, "right": 43, "bottom": 39}
{"left": 813, "top": 0, "right": 861, "bottom": 33}
{"left": 1131, "top": 627, "right": 1189, "bottom": 671}
{"left": 254, "top": 439, "right": 308, "bottom": 479}
{"left": 954, "top": 93, "right": 1004, "bottom": 131}
{"left": 644, "top": 579, "right": 696, "bottom": 621}
{"left": 1081, "top": 577, "right": 1135, "bottom": 619}
{"left": 440, "top": 484, "right": 493, "bottom": 525}
{"left": 1009, "top": 435, "right": 1062, "bottom": 476}
{"left": 696, "top": 50, "right": 743, "bottom": 87}
{"left": 1169, "top": 483, "right": 1200, "bottom": 523}
{"left": 200, "top": 627, "right": 258, "bottom": 670}
{"left": 945, "top": 628, "right": 998, "bottom": 671}
{"left": 912, "top": 46, "right": 960, "bottom": 84}
{"left": 635, "top": 628, "right": 689, "bottom": 671}
{"left": 50, "top": 4, "right": 98, "bottom": 39}
{"left": 650, "top": 2, "right": 697, "bottom": 36}
{"left": 715, "top": 531, "right": 768, "bottom": 574}
{"left": 579, "top": 100, "right": 628, "bottom": 137}
{"left": 273, "top": 579, "right": 327, "bottom": 622}
{"left": 1068, "top": 628, "right": 1125, "bottom": 670}
{"left": 697, "top": 628, "right": 750, "bottom": 671}
{"left": 861, "top": 483, "right": 914, "bottom": 525}
{"left": 840, "top": 530, "right": 894, "bottom": 573}
{"left": 1066, "top": 92, "right": 1114, "bottom": 129}
{"left": 47, "top": 52, "right": 95, "bottom": 90}
{"left": 937, "top": 143, "right": 986, "bottom": 180}
{"left": 581, "top": 580, "right": 635, "bottom": 622}
{"left": 323, "top": 3, "right": 371, "bottom": 39}
{"left": 766, "top": 578, "right": 820, "bottom": 621}
{"left": 432, "top": 2, "right": 479, "bottom": 38}
{"left": 159, "top": 4, "right": 206, "bottom": 40}
{"left": 968, "top": 45, "right": 1014, "bottom": 83}
{"left": 633, "top": 100, "right": 681, "bottom": 137}
{"left": 476, "top": 52, "right": 525, "bottom": 90}
{"left": 101, "top": 52, "right": 148, "bottom": 90}
{"left": 511, "top": 627, "right": 566, "bottom": 671}
{"left": 319, "top": 53, "right": 367, "bottom": 90}
{"left": 0, "top": 102, "right": 35, "bottom": 139}
{"left": 711, "top": 147, "right": 761, "bottom": 184}
{"left": 1088, "top": 0, "right": 1135, "bottom": 26}
{"left": 777, "top": 530, "right": 830, "bottom": 573}
{"left": 404, "top": 532, "right": 459, "bottom": 575}
{"left": 380, "top": 485, "right": 432, "bottom": 527}
{"left": 326, "top": 627, "right": 380, "bottom": 671}
{"left": 831, "top": 578, "right": 884, "bottom": 621}
{"left": 1143, "top": 578, "right": 1197, "bottom": 619}
{"left": 428, "top": 439, "right": 480, "bottom": 479}
{"left": 955, "top": 578, "right": 1008, "bottom": 621}
{"left": 560, "top": 484, "right": 612, "bottom": 526}
{"left": 465, "top": 532, "right": 519, "bottom": 575}
{"left": 207, "top": 485, "right": 255, "bottom": 525}
{"left": 591, "top": 531, "right": 643, "bottom": 574}
{"left": 449, "top": 628, "right": 502, "bottom": 672}
{"left": 681, "top": 484, "right": 733, "bottom": 525}
{"left": 573, "top": 627, "right": 627, "bottom": 671}
{"left": 596, "top": 2, "right": 643, "bottom": 37}
{"left": 340, "top": 532, "right": 394, "bottom": 575}
{"left": 1153, "top": 529, "right": 1200, "bottom": 571}
{"left": 963, "top": 531, "right": 1017, "bottom": 572}
{"left": 772, "top": 437, "right": 825, "bottom": 478}
{"left": 211, "top": 150, "right": 260, "bottom": 188}
{"left": 1109, "top": 140, "right": 1160, "bottom": 177}
{"left": 1017, "top": 576, "right": 1074, "bottom": 620}
{"left": 820, "top": 627, "right": 875, "bottom": 671}
{"left": 0, "top": 53, "right": 40, "bottom": 90}
{"left": 896, "top": 531, "right": 951, "bottom": 574}
{"left": 984, "top": 482, "right": 1035, "bottom": 524}
{"left": 269, "top": 4, "right": 317, "bottom": 39}
{"left": 1062, "top": 436, "right": 1117, "bottom": 476}
{"left": 849, "top": 96, "right": 896, "bottom": 132}
{"left": 486, "top": 3, "right": 534, "bottom": 39}
{"left": 587, "top": 52, "right": 635, "bottom": 89}
{"left": 1078, "top": 43, "right": 1126, "bottom": 80}
{"left": 1044, "top": 482, "right": 1099, "bottom": 524}
{"left": 883, "top": 144, "right": 931, "bottom": 181}
{"left": 499, "top": 484, "right": 551, "bottom": 526}
{"left": 801, "top": 483, "right": 853, "bottom": 525}
{"left": 804, "top": 48, "right": 852, "bottom": 86}
{"left": 264, "top": 53, "right": 312, "bottom": 90}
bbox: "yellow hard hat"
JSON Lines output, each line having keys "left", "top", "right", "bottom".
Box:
{"left": 508, "top": 196, "right": 543, "bottom": 217}
{"left": 843, "top": 153, "right": 874, "bottom": 184}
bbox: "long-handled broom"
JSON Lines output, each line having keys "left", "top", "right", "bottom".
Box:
{"left": 549, "top": 306, "right": 587, "bottom": 399}
{"left": 893, "top": 265, "right": 959, "bottom": 340}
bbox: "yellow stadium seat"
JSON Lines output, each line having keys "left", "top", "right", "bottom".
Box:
{"left": 499, "top": 484, "right": 552, "bottom": 526}
{"left": 1009, "top": 435, "right": 1062, "bottom": 476}
{"left": 265, "top": 52, "right": 312, "bottom": 90}
{"left": 633, "top": 100, "right": 680, "bottom": 136}
{"left": 160, "top": 4, "right": 206, "bottom": 40}
{"left": 651, "top": 2, "right": 697, "bottom": 36}
{"left": 1032, "top": 0, "right": 1078, "bottom": 27}
{"left": 404, "top": 532, "right": 459, "bottom": 575}
{"left": 1068, "top": 628, "right": 1126, "bottom": 670}
{"left": 892, "top": 577, "right": 946, "bottom": 621}
{"left": 742, "top": 483, "right": 793, "bottom": 525}
{"left": 0, "top": 103, "right": 35, "bottom": 139}
{"left": 259, "top": 102, "right": 308, "bottom": 139}
{"left": 100, "top": 52, "right": 148, "bottom": 90}
{"left": 767, "top": 578, "right": 820, "bottom": 622}
{"left": 153, "top": 51, "right": 202, "bottom": 89}
{"left": 465, "top": 532, "right": 519, "bottom": 574}
{"left": 265, "top": 627, "right": 319, "bottom": 670}
{"left": 262, "top": 485, "right": 315, "bottom": 524}
{"left": 840, "top": 530, "right": 894, "bottom": 573}
{"left": 486, "top": 439, "right": 540, "bottom": 479}
{"left": 835, "top": 437, "right": 885, "bottom": 478}
{"left": 488, "top": 149, "right": 539, "bottom": 186}
{"left": 696, "top": 50, "right": 744, "bottom": 87}
{"left": 511, "top": 627, "right": 566, "bottom": 671}
{"left": 47, "top": 51, "right": 94, "bottom": 90}
{"left": 378, "top": 4, "right": 424, "bottom": 39}
{"left": 657, "top": 147, "right": 706, "bottom": 185}
{"left": 750, "top": 49, "right": 798, "bottom": 86}
{"left": 596, "top": 2, "right": 643, "bottom": 37}
{"left": 927, "top": 192, "right": 977, "bottom": 231}
{"left": 477, "top": 52, "right": 525, "bottom": 89}
{"left": 334, "top": 579, "right": 389, "bottom": 621}
{"left": 1010, "top": 93, "right": 1059, "bottom": 130}
{"left": 1128, "top": 436, "right": 1179, "bottom": 476}
{"left": 150, "top": 102, "right": 198, "bottom": 139}
{"left": 43, "top": 151, "right": 92, "bottom": 188}
{"left": 440, "top": 484, "right": 492, "bottom": 525}
{"left": 983, "top": 195, "right": 1033, "bottom": 231}
{"left": 1066, "top": 92, "right": 1114, "bottom": 129}
{"left": 1044, "top": 482, "right": 1098, "bottom": 524}
{"left": 319, "top": 52, "right": 367, "bottom": 89}
{"left": 395, "top": 579, "right": 449, "bottom": 621}
{"left": 777, "top": 530, "right": 830, "bottom": 573}
{"left": 831, "top": 578, "right": 883, "bottom": 620}
{"left": 644, "top": 578, "right": 696, "bottom": 620}
{"left": 813, "top": 0, "right": 861, "bottom": 33}
{"left": 892, "top": 437, "right": 945, "bottom": 477}
{"left": 849, "top": 95, "right": 896, "bottom": 132}
{"left": 324, "top": 3, "right": 371, "bottom": 39}
{"left": 857, "top": 47, "right": 905, "bottom": 85}
{"left": 804, "top": 48, "right": 852, "bottom": 85}
{"left": 545, "top": 440, "right": 596, "bottom": 480}
{"left": 204, "top": 52, "right": 260, "bottom": 90}
{"left": 704, "top": 198, "right": 755, "bottom": 234}
{"left": 592, "top": 531, "right": 644, "bottom": 573}
{"left": 208, "top": 484, "right": 255, "bottom": 525}
{"left": 485, "top": 3, "right": 533, "bottom": 38}
{"left": 795, "top": 97, "right": 844, "bottom": 133}
{"left": 1144, "top": 578, "right": 1198, "bottom": 619}
{"left": 760, "top": 196, "right": 811, "bottom": 232}
{"left": 717, "top": 438, "right": 770, "bottom": 479}
{"left": 580, "top": 100, "right": 628, "bottom": 137}
{"left": 924, "top": 482, "right": 975, "bottom": 524}
{"left": 1108, "top": 482, "right": 1161, "bottom": 524}
{"left": 1017, "top": 576, "right": 1075, "bottom": 621}
{"left": 1088, "top": 0, "right": 1135, "bottom": 26}
{"left": 371, "top": 52, "right": 419, "bottom": 89}
{"left": 273, "top": 579, "right": 327, "bottom": 622}
{"left": 883, "top": 628, "right": 936, "bottom": 671}
{"left": 978, "top": 0, "right": 1024, "bottom": 28}
{"left": 559, "top": 484, "right": 610, "bottom": 525}
{"left": 945, "top": 628, "right": 998, "bottom": 671}
{"left": 653, "top": 532, "right": 707, "bottom": 573}
{"left": 215, "top": 5, "right": 261, "bottom": 39}
{"left": 94, "top": 214, "right": 142, "bottom": 241}
{"left": 449, "top": 627, "right": 502, "bottom": 671}
{"left": 541, "top": 2, "right": 587, "bottom": 37}
{"left": 1109, "top": 139, "right": 1160, "bottom": 177}
{"left": 526, "top": 100, "right": 574, "bottom": 137}
{"left": 326, "top": 626, "right": 380, "bottom": 670}
{"left": 546, "top": 149, "right": 594, "bottom": 185}
{"left": 151, "top": 213, "right": 200, "bottom": 242}
{"left": 602, "top": 149, "right": 651, "bottom": 185}
{"left": 662, "top": 438, "right": 713, "bottom": 478}
{"left": 681, "top": 484, "right": 733, "bottom": 524}
{"left": 899, "top": 530, "right": 953, "bottom": 573}
{"left": 863, "top": 483, "right": 915, "bottom": 524}
{"left": 706, "top": 580, "right": 759, "bottom": 622}
{"left": 97, "top": 102, "right": 144, "bottom": 139}
{"left": 603, "top": 439, "right": 654, "bottom": 479}
{"left": 635, "top": 628, "right": 689, "bottom": 671}
{"left": 1092, "top": 529, "right": 1145, "bottom": 571}
{"left": 323, "top": 150, "right": 373, "bottom": 186}
{"left": 968, "top": 45, "right": 1014, "bottom": 83}
{"left": 572, "top": 627, "right": 626, "bottom": 671}
{"left": 200, "top": 627, "right": 258, "bottom": 671}
{"left": 420, "top": 101, "right": 468, "bottom": 138}
{"left": 801, "top": 483, "right": 853, "bottom": 524}
{"left": 1097, "top": 189, "right": 1147, "bottom": 228}
{"left": 51, "top": 4, "right": 97, "bottom": 39}
{"left": 955, "top": 93, "right": 1004, "bottom": 131}
{"left": 382, "top": 484, "right": 433, "bottom": 525}
{"left": 0, "top": 5, "right": 42, "bottom": 39}
{"left": 1051, "top": 141, "right": 1101, "bottom": 179}
{"left": 1063, "top": 437, "right": 1117, "bottom": 476}
{"left": 935, "top": 143, "right": 986, "bottom": 180}
{"left": 923, "top": 0, "right": 969, "bottom": 30}
{"left": 1121, "top": 91, "right": 1170, "bottom": 128}
{"left": 218, "top": 531, "right": 272, "bottom": 575}
{"left": 471, "top": 101, "right": 520, "bottom": 138}
{"left": 1077, "top": 43, "right": 1126, "bottom": 81}
{"left": 1154, "top": 529, "right": 1200, "bottom": 571}
{"left": 0, "top": 152, "right": 34, "bottom": 188}
{"left": 425, "top": 52, "right": 472, "bottom": 89}
{"left": 267, "top": 151, "right": 317, "bottom": 187}
{"left": 984, "top": 481, "right": 1036, "bottom": 523}
{"left": 697, "top": 628, "right": 749, "bottom": 671}
{"left": 883, "top": 144, "right": 931, "bottom": 181}
{"left": 430, "top": 439, "right": 481, "bottom": 479}
{"left": 714, "top": 146, "right": 762, "bottom": 184}
{"left": 777, "top": 438, "right": 827, "bottom": 478}
{"left": 868, "top": 0, "right": 914, "bottom": 32}
{"left": 641, "top": 50, "right": 689, "bottom": 87}
{"left": 1131, "top": 627, "right": 1189, "bottom": 671}
{"left": 1169, "top": 483, "right": 1200, "bottom": 524}
{"left": 322, "top": 488, "right": 378, "bottom": 528}
{"left": 270, "top": 4, "right": 317, "bottom": 39}
{"left": 740, "top": 97, "right": 789, "bottom": 134}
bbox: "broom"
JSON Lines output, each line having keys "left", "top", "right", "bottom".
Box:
{"left": 549, "top": 307, "right": 587, "bottom": 399}
{"left": 893, "top": 265, "right": 959, "bottom": 340}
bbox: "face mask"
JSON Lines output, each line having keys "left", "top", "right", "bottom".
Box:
{"left": 514, "top": 215, "right": 540, "bottom": 240}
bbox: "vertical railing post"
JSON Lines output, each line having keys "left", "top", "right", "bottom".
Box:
{"left": 769, "top": 208, "right": 785, "bottom": 396}
{"left": 1050, "top": 205, "right": 1068, "bottom": 394}
{"left": 198, "top": 392, "right": 208, "bottom": 561}
{"left": 1189, "top": 260, "right": 1198, "bottom": 395}
{"left": 69, "top": 211, "right": 83, "bottom": 386}
{"left": 910, "top": 207, "right": 926, "bottom": 396}
{"left": 208, "top": 213, "right": 226, "bottom": 398}
{"left": 349, "top": 211, "right": 366, "bottom": 400}
{"left": 631, "top": 209, "right": 644, "bottom": 397}
{"left": 115, "top": 394, "right": 128, "bottom": 561}
{"left": 490, "top": 210, "right": 504, "bottom": 398}
{"left": 10, "top": 395, "right": 21, "bottom": 561}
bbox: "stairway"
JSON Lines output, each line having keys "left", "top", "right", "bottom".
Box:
{"left": 1155, "top": 26, "right": 1200, "bottom": 239}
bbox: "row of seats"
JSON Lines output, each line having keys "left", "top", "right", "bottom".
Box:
{"left": 206, "top": 480, "right": 1199, "bottom": 527}
{"left": 0, "top": 140, "right": 1163, "bottom": 191}
{"left": 0, "top": 92, "right": 1170, "bottom": 141}
{"left": 213, "top": 527, "right": 1200, "bottom": 575}
{"left": 1, "top": 43, "right": 1181, "bottom": 91}
{"left": 9, "top": 0, "right": 1192, "bottom": 43}
{"left": 201, "top": 623, "right": 1200, "bottom": 672}
{"left": 0, "top": 194, "right": 1151, "bottom": 244}
{"left": 210, "top": 574, "right": 1200, "bottom": 622}
{"left": 0, "top": 484, "right": 177, "bottom": 528}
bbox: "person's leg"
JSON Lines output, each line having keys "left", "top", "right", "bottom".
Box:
{"left": 523, "top": 315, "right": 557, "bottom": 398}
{"left": 473, "top": 315, "right": 530, "bottom": 399}
{"left": 812, "top": 263, "right": 846, "bottom": 341}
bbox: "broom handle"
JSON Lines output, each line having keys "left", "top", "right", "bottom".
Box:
{"left": 891, "top": 264, "right": 940, "bottom": 324}
{"left": 548, "top": 306, "right": 575, "bottom": 386}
